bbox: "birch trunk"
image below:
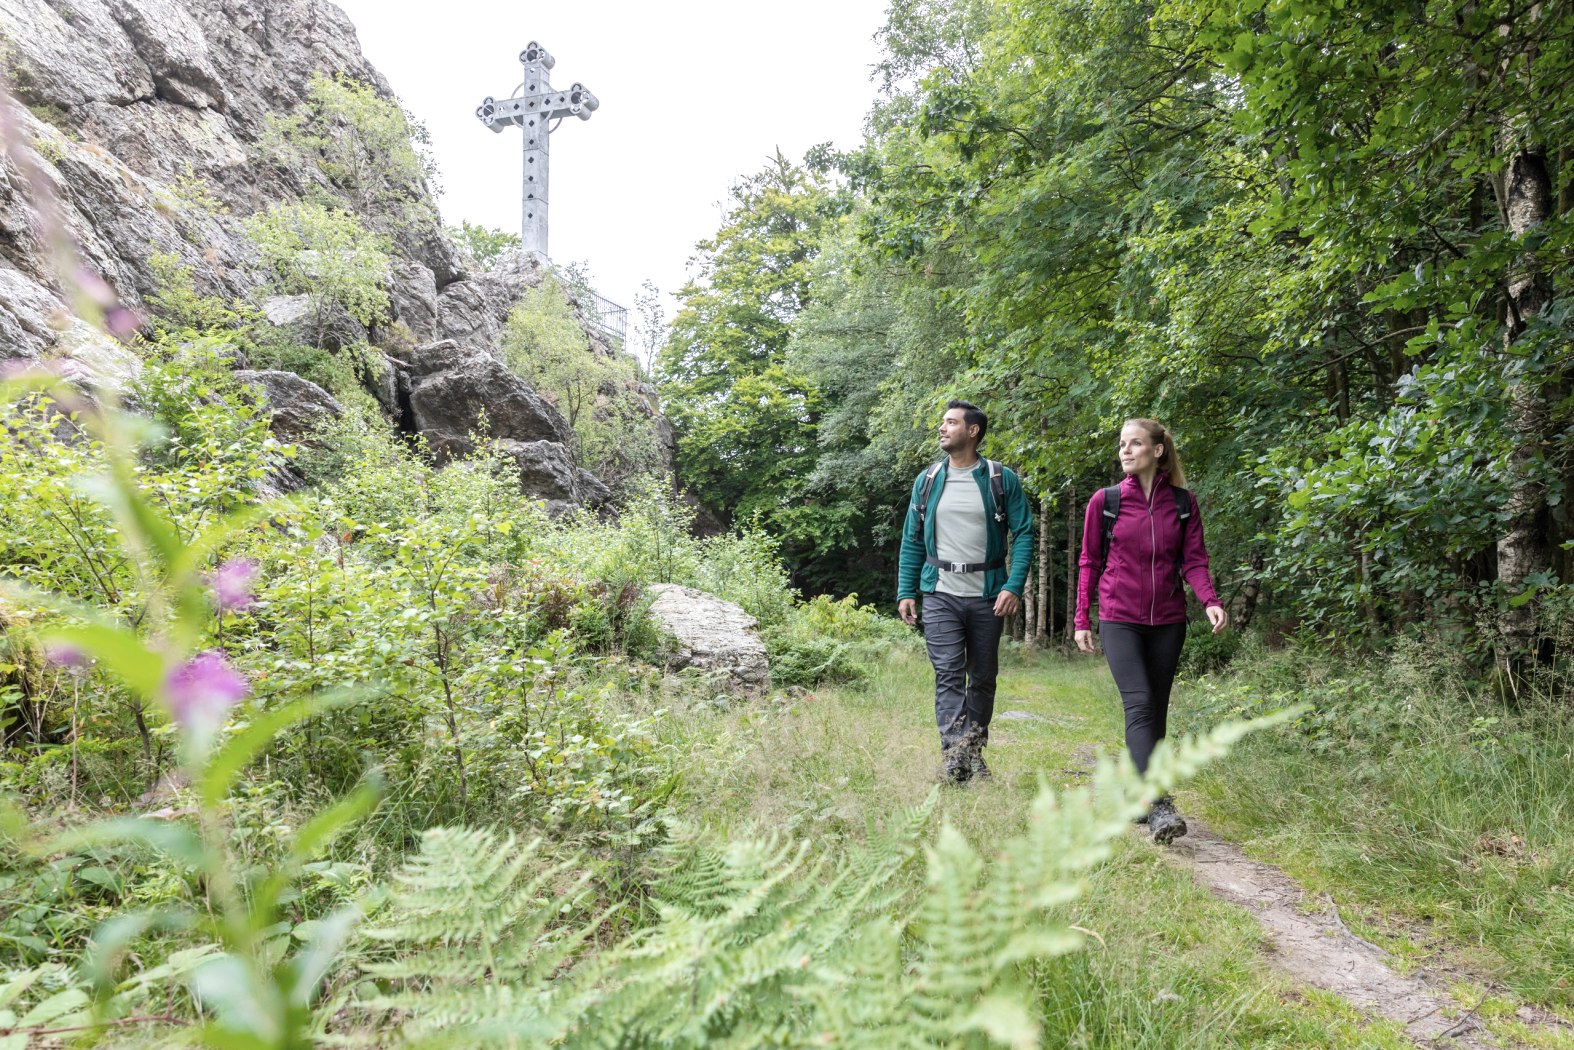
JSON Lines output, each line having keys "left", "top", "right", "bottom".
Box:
{"left": 1036, "top": 495, "right": 1052, "bottom": 643}
{"left": 1065, "top": 484, "right": 1077, "bottom": 644}
{"left": 1496, "top": 141, "right": 1556, "bottom": 685}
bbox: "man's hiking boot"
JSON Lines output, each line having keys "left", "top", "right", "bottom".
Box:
{"left": 940, "top": 749, "right": 972, "bottom": 785}
{"left": 969, "top": 748, "right": 992, "bottom": 781}
{"left": 1148, "top": 796, "right": 1187, "bottom": 845}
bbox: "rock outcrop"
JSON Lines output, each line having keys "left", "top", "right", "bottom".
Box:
{"left": 0, "top": 0, "right": 670, "bottom": 511}
{"left": 645, "top": 584, "right": 771, "bottom": 694}
{"left": 406, "top": 338, "right": 571, "bottom": 459}
{"left": 233, "top": 368, "right": 342, "bottom": 441}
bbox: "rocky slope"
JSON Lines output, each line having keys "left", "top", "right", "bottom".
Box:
{"left": 0, "top": 0, "right": 665, "bottom": 510}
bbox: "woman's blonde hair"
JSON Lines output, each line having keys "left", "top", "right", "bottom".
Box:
{"left": 1124, "top": 418, "right": 1186, "bottom": 487}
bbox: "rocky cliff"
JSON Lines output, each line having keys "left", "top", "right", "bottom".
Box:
{"left": 0, "top": 0, "right": 666, "bottom": 510}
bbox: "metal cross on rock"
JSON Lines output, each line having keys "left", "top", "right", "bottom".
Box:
{"left": 475, "top": 41, "right": 600, "bottom": 260}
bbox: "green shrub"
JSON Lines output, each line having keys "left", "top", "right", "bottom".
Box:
{"left": 764, "top": 594, "right": 916, "bottom": 687}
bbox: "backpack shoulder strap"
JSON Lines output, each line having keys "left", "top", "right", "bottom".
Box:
{"left": 1098, "top": 484, "right": 1121, "bottom": 574}
{"left": 913, "top": 459, "right": 947, "bottom": 544}
{"left": 987, "top": 460, "right": 1008, "bottom": 533}
{"left": 1171, "top": 486, "right": 1193, "bottom": 582}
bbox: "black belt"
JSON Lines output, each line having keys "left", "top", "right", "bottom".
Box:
{"left": 925, "top": 556, "right": 1004, "bottom": 574}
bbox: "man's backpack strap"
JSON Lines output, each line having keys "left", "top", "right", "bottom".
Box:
{"left": 912, "top": 459, "right": 947, "bottom": 544}
{"left": 1099, "top": 483, "right": 1195, "bottom": 583}
{"left": 986, "top": 459, "right": 1008, "bottom": 540}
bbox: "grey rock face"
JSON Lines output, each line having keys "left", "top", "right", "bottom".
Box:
{"left": 0, "top": 0, "right": 654, "bottom": 513}
{"left": 495, "top": 438, "right": 579, "bottom": 513}
{"left": 387, "top": 259, "right": 439, "bottom": 343}
{"left": 435, "top": 252, "right": 545, "bottom": 350}
{"left": 406, "top": 339, "right": 571, "bottom": 461}
{"left": 234, "top": 368, "right": 342, "bottom": 440}
{"left": 259, "top": 295, "right": 368, "bottom": 353}
{"left": 645, "top": 584, "right": 771, "bottom": 694}
{"left": 0, "top": 0, "right": 441, "bottom": 370}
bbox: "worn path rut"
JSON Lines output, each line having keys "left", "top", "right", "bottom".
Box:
{"left": 1165, "top": 818, "right": 1573, "bottom": 1048}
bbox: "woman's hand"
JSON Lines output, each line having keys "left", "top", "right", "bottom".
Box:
{"left": 1206, "top": 605, "right": 1229, "bottom": 634}
{"left": 1074, "top": 629, "right": 1096, "bottom": 654}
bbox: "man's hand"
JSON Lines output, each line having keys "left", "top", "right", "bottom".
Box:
{"left": 993, "top": 590, "right": 1020, "bottom": 618}
{"left": 1074, "top": 629, "right": 1096, "bottom": 654}
{"left": 899, "top": 598, "right": 918, "bottom": 625}
{"left": 1207, "top": 605, "right": 1230, "bottom": 634}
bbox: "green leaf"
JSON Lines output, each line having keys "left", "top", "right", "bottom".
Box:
{"left": 41, "top": 624, "right": 166, "bottom": 699}
{"left": 958, "top": 995, "right": 1039, "bottom": 1048}
{"left": 83, "top": 910, "right": 194, "bottom": 999}
{"left": 15, "top": 987, "right": 91, "bottom": 1028}
{"left": 197, "top": 688, "right": 364, "bottom": 808}
{"left": 42, "top": 819, "right": 204, "bottom": 868}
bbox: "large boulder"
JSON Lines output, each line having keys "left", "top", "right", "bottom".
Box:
{"left": 387, "top": 259, "right": 440, "bottom": 343}
{"left": 645, "top": 584, "right": 770, "bottom": 694}
{"left": 406, "top": 339, "right": 571, "bottom": 461}
{"left": 234, "top": 368, "right": 341, "bottom": 440}
{"left": 434, "top": 252, "right": 546, "bottom": 351}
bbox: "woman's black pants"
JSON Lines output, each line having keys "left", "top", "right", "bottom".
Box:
{"left": 1099, "top": 620, "right": 1187, "bottom": 775}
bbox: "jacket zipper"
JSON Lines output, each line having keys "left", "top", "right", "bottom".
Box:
{"left": 1146, "top": 484, "right": 1157, "bottom": 624}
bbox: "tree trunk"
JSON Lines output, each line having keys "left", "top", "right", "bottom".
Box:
{"left": 1238, "top": 550, "right": 1264, "bottom": 630}
{"left": 1065, "top": 484, "right": 1077, "bottom": 644}
{"left": 1496, "top": 142, "right": 1556, "bottom": 685}
{"left": 1036, "top": 495, "right": 1052, "bottom": 643}
{"left": 1023, "top": 562, "right": 1037, "bottom": 647}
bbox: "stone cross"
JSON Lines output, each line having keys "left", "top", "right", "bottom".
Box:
{"left": 475, "top": 42, "right": 600, "bottom": 260}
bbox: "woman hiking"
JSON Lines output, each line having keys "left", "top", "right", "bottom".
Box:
{"left": 1074, "top": 418, "right": 1228, "bottom": 844}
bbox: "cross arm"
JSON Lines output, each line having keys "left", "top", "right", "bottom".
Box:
{"left": 476, "top": 83, "right": 599, "bottom": 131}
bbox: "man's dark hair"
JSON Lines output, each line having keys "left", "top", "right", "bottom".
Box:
{"left": 947, "top": 399, "right": 988, "bottom": 444}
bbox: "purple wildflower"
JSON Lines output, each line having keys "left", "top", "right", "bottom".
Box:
{"left": 163, "top": 650, "right": 249, "bottom": 736}
{"left": 208, "top": 558, "right": 258, "bottom": 613}
{"left": 72, "top": 265, "right": 117, "bottom": 309}
{"left": 44, "top": 642, "right": 89, "bottom": 668}
{"left": 104, "top": 305, "right": 143, "bottom": 342}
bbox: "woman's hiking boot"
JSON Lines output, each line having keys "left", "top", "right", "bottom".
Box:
{"left": 1148, "top": 796, "right": 1187, "bottom": 845}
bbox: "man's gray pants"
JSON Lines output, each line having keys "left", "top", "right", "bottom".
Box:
{"left": 921, "top": 591, "right": 1003, "bottom": 751}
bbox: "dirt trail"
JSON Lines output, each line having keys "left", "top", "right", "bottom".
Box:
{"left": 1167, "top": 819, "right": 1572, "bottom": 1048}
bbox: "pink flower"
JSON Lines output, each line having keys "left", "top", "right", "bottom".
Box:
{"left": 164, "top": 650, "right": 249, "bottom": 735}
{"left": 44, "top": 643, "right": 88, "bottom": 668}
{"left": 104, "top": 305, "right": 143, "bottom": 342}
{"left": 208, "top": 559, "right": 258, "bottom": 613}
{"left": 72, "top": 265, "right": 117, "bottom": 309}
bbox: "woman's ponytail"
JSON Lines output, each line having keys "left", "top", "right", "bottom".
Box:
{"left": 1126, "top": 418, "right": 1186, "bottom": 487}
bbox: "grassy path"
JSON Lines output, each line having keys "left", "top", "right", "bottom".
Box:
{"left": 666, "top": 646, "right": 1435, "bottom": 1048}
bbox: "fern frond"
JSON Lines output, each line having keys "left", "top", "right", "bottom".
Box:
{"left": 331, "top": 714, "right": 1281, "bottom": 1048}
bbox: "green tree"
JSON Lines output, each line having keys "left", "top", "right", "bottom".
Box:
{"left": 502, "top": 275, "right": 664, "bottom": 489}
{"left": 657, "top": 150, "right": 843, "bottom": 576}
{"left": 244, "top": 201, "right": 393, "bottom": 330}
{"left": 448, "top": 221, "right": 520, "bottom": 270}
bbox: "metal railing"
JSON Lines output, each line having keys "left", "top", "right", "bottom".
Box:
{"left": 583, "top": 288, "right": 627, "bottom": 344}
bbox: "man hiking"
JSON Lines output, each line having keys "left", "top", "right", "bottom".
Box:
{"left": 897, "top": 400, "right": 1034, "bottom": 783}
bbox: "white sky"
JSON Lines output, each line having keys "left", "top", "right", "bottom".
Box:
{"left": 329, "top": 0, "right": 892, "bottom": 319}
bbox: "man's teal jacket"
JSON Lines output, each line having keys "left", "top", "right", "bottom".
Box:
{"left": 896, "top": 459, "right": 1035, "bottom": 602}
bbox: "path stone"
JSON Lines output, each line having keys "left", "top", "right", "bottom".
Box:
{"left": 1168, "top": 818, "right": 1573, "bottom": 1048}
